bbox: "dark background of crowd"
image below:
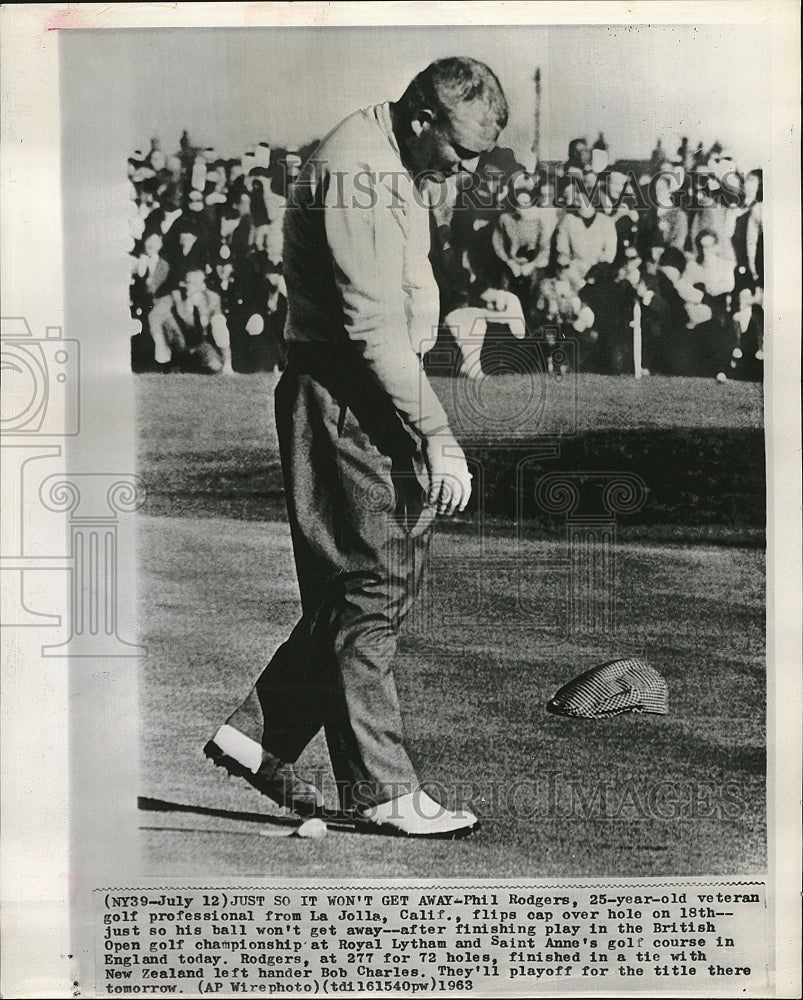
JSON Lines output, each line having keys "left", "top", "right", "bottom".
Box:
{"left": 128, "top": 130, "right": 764, "bottom": 382}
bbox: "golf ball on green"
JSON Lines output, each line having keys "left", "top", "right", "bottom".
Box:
{"left": 297, "top": 818, "right": 327, "bottom": 839}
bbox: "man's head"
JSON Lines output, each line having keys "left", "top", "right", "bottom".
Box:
{"left": 143, "top": 232, "right": 163, "bottom": 258}
{"left": 537, "top": 177, "right": 555, "bottom": 207}
{"left": 607, "top": 170, "right": 628, "bottom": 203}
{"left": 567, "top": 138, "right": 591, "bottom": 169}
{"left": 181, "top": 269, "right": 206, "bottom": 296}
{"left": 695, "top": 227, "right": 719, "bottom": 260}
{"left": 166, "top": 154, "right": 183, "bottom": 178}
{"left": 177, "top": 217, "right": 199, "bottom": 253}
{"left": 215, "top": 244, "right": 233, "bottom": 281}
{"left": 188, "top": 189, "right": 205, "bottom": 213}
{"left": 562, "top": 179, "right": 596, "bottom": 218}
{"left": 395, "top": 58, "right": 508, "bottom": 176}
{"left": 737, "top": 285, "right": 754, "bottom": 311}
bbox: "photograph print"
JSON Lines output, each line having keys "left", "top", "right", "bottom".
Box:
{"left": 58, "top": 17, "right": 771, "bottom": 881}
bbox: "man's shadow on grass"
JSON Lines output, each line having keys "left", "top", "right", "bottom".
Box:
{"left": 138, "top": 796, "right": 296, "bottom": 827}
{"left": 137, "top": 796, "right": 358, "bottom": 835}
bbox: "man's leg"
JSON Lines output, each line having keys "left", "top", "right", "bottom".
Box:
{"left": 148, "top": 297, "right": 183, "bottom": 366}
{"left": 209, "top": 313, "right": 234, "bottom": 373}
{"left": 207, "top": 611, "right": 326, "bottom": 816}
{"left": 213, "top": 356, "right": 477, "bottom": 834}
{"left": 223, "top": 616, "right": 331, "bottom": 765}
{"left": 220, "top": 364, "right": 421, "bottom": 800}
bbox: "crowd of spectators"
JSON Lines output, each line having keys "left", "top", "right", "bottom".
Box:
{"left": 127, "top": 131, "right": 764, "bottom": 382}
{"left": 128, "top": 135, "right": 303, "bottom": 374}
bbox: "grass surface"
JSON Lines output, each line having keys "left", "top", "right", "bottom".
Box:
{"left": 137, "top": 373, "right": 765, "bottom": 542}
{"left": 136, "top": 372, "right": 766, "bottom": 877}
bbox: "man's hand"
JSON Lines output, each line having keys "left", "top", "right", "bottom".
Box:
{"left": 479, "top": 288, "right": 518, "bottom": 314}
{"left": 478, "top": 289, "right": 526, "bottom": 339}
{"left": 423, "top": 436, "right": 472, "bottom": 515}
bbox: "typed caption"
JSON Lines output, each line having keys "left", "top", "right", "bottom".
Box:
{"left": 94, "top": 883, "right": 767, "bottom": 996}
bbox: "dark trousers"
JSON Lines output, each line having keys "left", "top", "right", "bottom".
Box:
{"left": 227, "top": 342, "right": 434, "bottom": 809}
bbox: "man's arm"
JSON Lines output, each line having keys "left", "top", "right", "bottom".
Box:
{"left": 323, "top": 166, "right": 470, "bottom": 514}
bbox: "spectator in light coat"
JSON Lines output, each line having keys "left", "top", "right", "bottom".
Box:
{"left": 555, "top": 188, "right": 617, "bottom": 291}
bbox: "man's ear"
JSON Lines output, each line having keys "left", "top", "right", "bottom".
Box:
{"left": 410, "top": 109, "right": 435, "bottom": 137}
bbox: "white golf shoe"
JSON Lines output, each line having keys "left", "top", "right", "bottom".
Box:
{"left": 355, "top": 789, "right": 479, "bottom": 839}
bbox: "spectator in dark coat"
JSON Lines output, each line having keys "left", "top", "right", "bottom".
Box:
{"left": 732, "top": 169, "right": 763, "bottom": 291}
{"left": 729, "top": 283, "right": 764, "bottom": 381}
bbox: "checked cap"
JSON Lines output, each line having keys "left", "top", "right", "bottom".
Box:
{"left": 547, "top": 658, "right": 669, "bottom": 718}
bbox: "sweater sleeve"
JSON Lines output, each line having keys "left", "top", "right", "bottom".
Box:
{"left": 323, "top": 165, "right": 450, "bottom": 440}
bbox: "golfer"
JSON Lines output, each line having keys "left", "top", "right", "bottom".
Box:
{"left": 206, "top": 58, "right": 509, "bottom": 837}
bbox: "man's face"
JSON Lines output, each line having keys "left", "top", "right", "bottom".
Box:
{"left": 699, "top": 234, "right": 717, "bottom": 258}
{"left": 539, "top": 183, "right": 554, "bottom": 206}
{"left": 407, "top": 105, "right": 497, "bottom": 178}
{"left": 576, "top": 190, "right": 596, "bottom": 219}
{"left": 144, "top": 234, "right": 162, "bottom": 257}
{"left": 184, "top": 270, "right": 206, "bottom": 295}
{"left": 607, "top": 173, "right": 626, "bottom": 202}
{"left": 179, "top": 231, "right": 198, "bottom": 253}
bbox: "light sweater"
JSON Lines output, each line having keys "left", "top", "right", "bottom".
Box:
{"left": 555, "top": 212, "right": 617, "bottom": 273}
{"left": 282, "top": 103, "right": 448, "bottom": 440}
